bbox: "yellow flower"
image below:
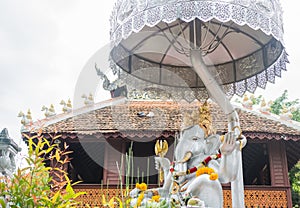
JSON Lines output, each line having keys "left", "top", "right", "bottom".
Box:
{"left": 137, "top": 192, "right": 145, "bottom": 207}
{"left": 138, "top": 192, "right": 144, "bottom": 199}
{"left": 136, "top": 183, "right": 141, "bottom": 189}
{"left": 196, "top": 167, "right": 205, "bottom": 176}
{"left": 195, "top": 169, "right": 201, "bottom": 177}
{"left": 206, "top": 167, "right": 214, "bottom": 174}
{"left": 209, "top": 172, "right": 218, "bottom": 180}
{"left": 152, "top": 195, "right": 160, "bottom": 202}
{"left": 139, "top": 182, "right": 147, "bottom": 191}
{"left": 196, "top": 167, "right": 215, "bottom": 177}
{"left": 102, "top": 195, "right": 116, "bottom": 207}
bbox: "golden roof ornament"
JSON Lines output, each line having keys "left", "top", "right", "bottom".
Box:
{"left": 67, "top": 99, "right": 72, "bottom": 108}
{"left": 242, "top": 94, "right": 253, "bottom": 109}
{"left": 49, "top": 104, "right": 55, "bottom": 113}
{"left": 88, "top": 93, "right": 94, "bottom": 102}
{"left": 41, "top": 105, "right": 48, "bottom": 117}
{"left": 60, "top": 100, "right": 66, "bottom": 112}
{"left": 18, "top": 111, "right": 26, "bottom": 126}
{"left": 260, "top": 98, "right": 266, "bottom": 107}
{"left": 82, "top": 93, "right": 94, "bottom": 106}
{"left": 268, "top": 100, "right": 273, "bottom": 106}
{"left": 280, "top": 104, "right": 292, "bottom": 121}
{"left": 60, "top": 99, "right": 72, "bottom": 113}
{"left": 42, "top": 105, "right": 56, "bottom": 118}
{"left": 26, "top": 109, "right": 32, "bottom": 122}
{"left": 259, "top": 98, "right": 270, "bottom": 115}
{"left": 18, "top": 110, "right": 32, "bottom": 126}
{"left": 182, "top": 101, "right": 214, "bottom": 137}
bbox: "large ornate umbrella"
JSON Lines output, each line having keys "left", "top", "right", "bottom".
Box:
{"left": 102, "top": 0, "right": 287, "bottom": 207}
{"left": 108, "top": 0, "right": 287, "bottom": 100}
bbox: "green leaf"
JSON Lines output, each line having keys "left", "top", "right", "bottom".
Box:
{"left": 0, "top": 198, "right": 6, "bottom": 208}
{"left": 66, "top": 182, "right": 75, "bottom": 196}
{"left": 55, "top": 149, "right": 61, "bottom": 161}
{"left": 52, "top": 191, "right": 61, "bottom": 204}
{"left": 45, "top": 146, "right": 54, "bottom": 154}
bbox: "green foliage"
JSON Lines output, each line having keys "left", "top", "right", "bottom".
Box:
{"left": 292, "top": 110, "right": 300, "bottom": 122}
{"left": 270, "top": 90, "right": 300, "bottom": 122}
{"left": 289, "top": 161, "right": 300, "bottom": 207}
{"left": 270, "top": 90, "right": 289, "bottom": 115}
{"left": 251, "top": 94, "right": 263, "bottom": 105}
{"left": 0, "top": 133, "right": 85, "bottom": 208}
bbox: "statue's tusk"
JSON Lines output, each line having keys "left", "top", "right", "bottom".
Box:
{"left": 177, "top": 151, "right": 192, "bottom": 163}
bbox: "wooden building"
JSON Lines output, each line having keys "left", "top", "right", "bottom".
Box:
{"left": 23, "top": 96, "right": 300, "bottom": 207}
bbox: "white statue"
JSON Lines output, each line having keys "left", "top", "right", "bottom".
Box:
{"left": 129, "top": 102, "right": 247, "bottom": 208}
{"left": 153, "top": 125, "right": 246, "bottom": 208}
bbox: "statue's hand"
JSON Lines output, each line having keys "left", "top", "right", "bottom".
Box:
{"left": 220, "top": 132, "right": 236, "bottom": 155}
{"left": 154, "top": 157, "right": 170, "bottom": 171}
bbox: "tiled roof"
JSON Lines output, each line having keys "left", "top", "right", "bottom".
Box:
{"left": 26, "top": 97, "right": 300, "bottom": 141}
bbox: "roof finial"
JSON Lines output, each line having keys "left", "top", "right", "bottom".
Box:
{"left": 42, "top": 105, "right": 56, "bottom": 118}
{"left": 60, "top": 99, "right": 72, "bottom": 113}
{"left": 18, "top": 111, "right": 27, "bottom": 126}
{"left": 82, "top": 93, "right": 94, "bottom": 106}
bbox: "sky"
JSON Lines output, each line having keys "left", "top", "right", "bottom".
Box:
{"left": 0, "top": 0, "right": 299, "bottom": 147}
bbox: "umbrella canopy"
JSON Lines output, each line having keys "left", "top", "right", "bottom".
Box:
{"left": 108, "top": 0, "right": 287, "bottom": 101}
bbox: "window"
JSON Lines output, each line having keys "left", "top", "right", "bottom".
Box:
{"left": 242, "top": 142, "right": 271, "bottom": 185}
{"left": 68, "top": 141, "right": 105, "bottom": 184}
{"left": 125, "top": 138, "right": 175, "bottom": 185}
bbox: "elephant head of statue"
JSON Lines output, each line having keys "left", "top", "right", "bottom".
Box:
{"left": 174, "top": 125, "right": 220, "bottom": 163}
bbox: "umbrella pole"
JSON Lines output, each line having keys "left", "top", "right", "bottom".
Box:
{"left": 190, "top": 49, "right": 245, "bottom": 208}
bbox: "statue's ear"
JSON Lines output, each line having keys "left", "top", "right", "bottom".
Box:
{"left": 204, "top": 135, "right": 221, "bottom": 155}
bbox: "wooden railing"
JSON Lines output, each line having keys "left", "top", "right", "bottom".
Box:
{"left": 73, "top": 185, "right": 290, "bottom": 208}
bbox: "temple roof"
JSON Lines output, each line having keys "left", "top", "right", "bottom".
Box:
{"left": 24, "top": 96, "right": 300, "bottom": 141}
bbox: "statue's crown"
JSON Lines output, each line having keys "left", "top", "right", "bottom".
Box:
{"left": 183, "top": 101, "right": 215, "bottom": 137}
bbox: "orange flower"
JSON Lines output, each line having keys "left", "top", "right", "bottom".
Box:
{"left": 196, "top": 167, "right": 216, "bottom": 177}
{"left": 139, "top": 182, "right": 147, "bottom": 191}
{"left": 206, "top": 167, "right": 214, "bottom": 174}
{"left": 195, "top": 168, "right": 203, "bottom": 176}
{"left": 152, "top": 195, "right": 160, "bottom": 202}
{"left": 209, "top": 172, "right": 218, "bottom": 180}
{"left": 196, "top": 167, "right": 206, "bottom": 176}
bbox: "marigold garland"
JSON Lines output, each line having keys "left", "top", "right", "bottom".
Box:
{"left": 169, "top": 153, "right": 221, "bottom": 177}
{"left": 209, "top": 172, "right": 218, "bottom": 180}
{"left": 195, "top": 167, "right": 218, "bottom": 180}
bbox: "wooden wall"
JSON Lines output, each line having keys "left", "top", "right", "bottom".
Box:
{"left": 268, "top": 140, "right": 292, "bottom": 208}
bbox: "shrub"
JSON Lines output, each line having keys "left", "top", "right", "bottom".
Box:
{"left": 0, "top": 131, "right": 85, "bottom": 207}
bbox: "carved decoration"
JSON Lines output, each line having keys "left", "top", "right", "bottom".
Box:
{"left": 74, "top": 188, "right": 288, "bottom": 207}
